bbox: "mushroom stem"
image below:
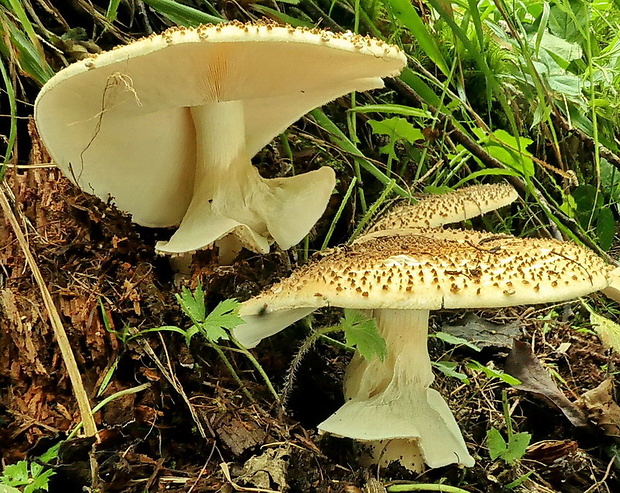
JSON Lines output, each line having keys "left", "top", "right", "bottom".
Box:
{"left": 318, "top": 309, "right": 474, "bottom": 471}
{"left": 155, "top": 100, "right": 335, "bottom": 257}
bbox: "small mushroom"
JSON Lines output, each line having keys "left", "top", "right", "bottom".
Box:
{"left": 235, "top": 230, "right": 616, "bottom": 470}
{"left": 365, "top": 183, "right": 518, "bottom": 234}
{"left": 34, "top": 21, "right": 406, "bottom": 260}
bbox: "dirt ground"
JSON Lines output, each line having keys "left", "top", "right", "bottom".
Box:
{"left": 1, "top": 123, "right": 620, "bottom": 492}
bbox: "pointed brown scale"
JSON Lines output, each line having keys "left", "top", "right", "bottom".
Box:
{"left": 365, "top": 183, "right": 518, "bottom": 234}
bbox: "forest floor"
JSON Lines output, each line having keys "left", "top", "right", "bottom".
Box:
{"left": 1, "top": 124, "right": 620, "bottom": 492}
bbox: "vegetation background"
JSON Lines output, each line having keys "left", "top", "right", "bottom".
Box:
{"left": 2, "top": 0, "right": 620, "bottom": 491}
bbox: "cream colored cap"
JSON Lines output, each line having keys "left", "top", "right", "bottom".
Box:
{"left": 236, "top": 230, "right": 613, "bottom": 346}
{"left": 366, "top": 183, "right": 518, "bottom": 234}
{"left": 35, "top": 21, "right": 406, "bottom": 254}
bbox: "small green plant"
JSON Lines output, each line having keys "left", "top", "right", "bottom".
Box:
{"left": 486, "top": 427, "right": 531, "bottom": 465}
{"left": 280, "top": 309, "right": 387, "bottom": 403}
{"left": 486, "top": 390, "right": 531, "bottom": 465}
{"left": 114, "top": 283, "right": 278, "bottom": 403}
{"left": 0, "top": 443, "right": 59, "bottom": 493}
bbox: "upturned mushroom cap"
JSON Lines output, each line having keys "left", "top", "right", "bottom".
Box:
{"left": 35, "top": 21, "right": 406, "bottom": 256}
{"left": 236, "top": 230, "right": 614, "bottom": 347}
{"left": 365, "top": 183, "right": 518, "bottom": 234}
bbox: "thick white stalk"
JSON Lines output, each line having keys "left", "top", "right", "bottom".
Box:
{"left": 156, "top": 101, "right": 270, "bottom": 256}
{"left": 319, "top": 309, "right": 474, "bottom": 471}
{"left": 156, "top": 100, "right": 336, "bottom": 259}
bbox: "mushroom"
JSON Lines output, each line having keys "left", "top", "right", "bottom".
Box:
{"left": 34, "top": 21, "right": 406, "bottom": 260}
{"left": 364, "top": 183, "right": 518, "bottom": 234}
{"left": 234, "top": 230, "right": 616, "bottom": 470}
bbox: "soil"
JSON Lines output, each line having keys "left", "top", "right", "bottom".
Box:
{"left": 1, "top": 126, "right": 620, "bottom": 492}
{"left": 2, "top": 3, "right": 620, "bottom": 492}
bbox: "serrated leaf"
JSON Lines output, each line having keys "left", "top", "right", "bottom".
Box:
{"left": 176, "top": 283, "right": 206, "bottom": 324}
{"left": 199, "top": 299, "right": 243, "bottom": 343}
{"left": 0, "top": 485, "right": 22, "bottom": 493}
{"left": 341, "top": 309, "right": 387, "bottom": 362}
{"left": 368, "top": 117, "right": 424, "bottom": 159}
{"left": 1, "top": 461, "right": 29, "bottom": 485}
{"left": 486, "top": 428, "right": 508, "bottom": 460}
{"left": 433, "top": 331, "right": 481, "bottom": 352}
{"left": 504, "top": 432, "right": 532, "bottom": 464}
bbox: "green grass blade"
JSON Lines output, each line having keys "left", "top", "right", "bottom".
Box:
{"left": 5, "top": 0, "right": 43, "bottom": 57}
{"left": 0, "top": 56, "right": 16, "bottom": 181}
{"left": 349, "top": 103, "right": 432, "bottom": 118}
{"left": 142, "top": 0, "right": 224, "bottom": 26}
{"left": 105, "top": 0, "right": 122, "bottom": 21}
{"left": 382, "top": 0, "right": 450, "bottom": 77}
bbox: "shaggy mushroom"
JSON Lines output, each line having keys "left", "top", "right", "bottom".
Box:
{"left": 235, "top": 230, "right": 616, "bottom": 470}
{"left": 34, "top": 21, "right": 406, "bottom": 260}
{"left": 364, "top": 183, "right": 518, "bottom": 234}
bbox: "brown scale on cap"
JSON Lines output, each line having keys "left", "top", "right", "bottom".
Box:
{"left": 365, "top": 183, "right": 518, "bottom": 233}
{"left": 251, "top": 230, "right": 613, "bottom": 312}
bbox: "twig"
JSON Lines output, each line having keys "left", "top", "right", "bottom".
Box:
{"left": 0, "top": 184, "right": 98, "bottom": 437}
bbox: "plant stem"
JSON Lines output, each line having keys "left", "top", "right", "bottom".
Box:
{"left": 230, "top": 334, "right": 280, "bottom": 403}
{"left": 211, "top": 341, "right": 255, "bottom": 403}
{"left": 387, "top": 484, "right": 472, "bottom": 493}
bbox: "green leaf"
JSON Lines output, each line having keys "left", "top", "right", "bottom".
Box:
{"left": 432, "top": 331, "right": 481, "bottom": 352}
{"left": 199, "top": 299, "right": 243, "bottom": 343}
{"left": 586, "top": 306, "right": 620, "bottom": 352}
{"left": 0, "top": 486, "right": 22, "bottom": 493}
{"left": 487, "top": 428, "right": 531, "bottom": 464}
{"left": 341, "top": 309, "right": 387, "bottom": 362}
{"left": 504, "top": 432, "right": 532, "bottom": 464}
{"left": 467, "top": 360, "right": 522, "bottom": 386}
{"left": 368, "top": 117, "right": 424, "bottom": 159}
{"left": 486, "top": 427, "right": 508, "bottom": 460}
{"left": 432, "top": 361, "right": 470, "bottom": 384}
{"left": 596, "top": 207, "right": 616, "bottom": 251}
{"left": 141, "top": 0, "right": 223, "bottom": 26}
{"left": 176, "top": 283, "right": 206, "bottom": 324}
{"left": 1, "top": 461, "right": 29, "bottom": 486}
{"left": 477, "top": 129, "right": 535, "bottom": 178}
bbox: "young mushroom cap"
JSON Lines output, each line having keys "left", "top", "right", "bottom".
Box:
{"left": 235, "top": 230, "right": 614, "bottom": 470}
{"left": 365, "top": 183, "right": 518, "bottom": 234}
{"left": 35, "top": 21, "right": 406, "bottom": 258}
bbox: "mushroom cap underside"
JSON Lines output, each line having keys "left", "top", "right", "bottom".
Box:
{"left": 34, "top": 22, "right": 406, "bottom": 228}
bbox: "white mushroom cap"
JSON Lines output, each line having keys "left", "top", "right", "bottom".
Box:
{"left": 365, "top": 183, "right": 518, "bottom": 234}
{"left": 34, "top": 21, "right": 406, "bottom": 256}
{"left": 237, "top": 231, "right": 613, "bottom": 347}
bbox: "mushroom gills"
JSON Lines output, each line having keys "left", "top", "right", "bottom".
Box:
{"left": 155, "top": 100, "right": 335, "bottom": 255}
{"left": 318, "top": 309, "right": 475, "bottom": 470}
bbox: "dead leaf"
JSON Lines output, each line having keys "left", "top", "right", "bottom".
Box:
{"left": 505, "top": 340, "right": 589, "bottom": 427}
{"left": 238, "top": 447, "right": 289, "bottom": 492}
{"left": 579, "top": 379, "right": 620, "bottom": 439}
{"left": 442, "top": 313, "right": 522, "bottom": 350}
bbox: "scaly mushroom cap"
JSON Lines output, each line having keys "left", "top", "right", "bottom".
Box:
{"left": 236, "top": 230, "right": 613, "bottom": 347}
{"left": 365, "top": 183, "right": 518, "bottom": 233}
{"left": 35, "top": 21, "right": 406, "bottom": 256}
